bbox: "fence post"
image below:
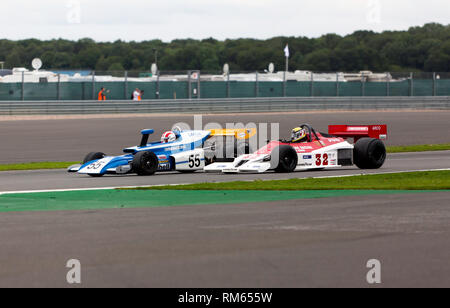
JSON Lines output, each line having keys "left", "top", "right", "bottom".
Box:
{"left": 124, "top": 71, "right": 128, "bottom": 100}
{"left": 410, "top": 72, "right": 414, "bottom": 96}
{"left": 57, "top": 73, "right": 61, "bottom": 101}
{"left": 92, "top": 71, "right": 96, "bottom": 100}
{"left": 336, "top": 72, "right": 339, "bottom": 97}
{"left": 156, "top": 71, "right": 160, "bottom": 99}
{"left": 433, "top": 72, "right": 436, "bottom": 96}
{"left": 188, "top": 70, "right": 192, "bottom": 99}
{"left": 283, "top": 71, "right": 287, "bottom": 97}
{"left": 21, "top": 71, "right": 25, "bottom": 101}
{"left": 227, "top": 70, "right": 230, "bottom": 98}
{"left": 255, "top": 71, "right": 259, "bottom": 97}
{"left": 386, "top": 72, "right": 390, "bottom": 97}
{"left": 361, "top": 76, "right": 365, "bottom": 97}
{"left": 197, "top": 71, "right": 201, "bottom": 99}
{"left": 310, "top": 72, "right": 314, "bottom": 97}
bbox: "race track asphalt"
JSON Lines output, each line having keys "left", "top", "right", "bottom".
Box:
{"left": 0, "top": 110, "right": 449, "bottom": 288}
{"left": 0, "top": 151, "right": 449, "bottom": 192}
{"left": 0, "top": 110, "right": 449, "bottom": 164}
{"left": 0, "top": 191, "right": 449, "bottom": 287}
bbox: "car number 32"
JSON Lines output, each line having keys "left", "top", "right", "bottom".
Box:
{"left": 189, "top": 154, "right": 201, "bottom": 168}
{"left": 316, "top": 154, "right": 329, "bottom": 166}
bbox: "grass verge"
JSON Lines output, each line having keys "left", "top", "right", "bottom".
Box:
{"left": 126, "top": 171, "right": 450, "bottom": 191}
{"left": 0, "top": 162, "right": 79, "bottom": 172}
{"left": 387, "top": 144, "right": 450, "bottom": 153}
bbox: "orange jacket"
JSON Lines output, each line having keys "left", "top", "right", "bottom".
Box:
{"left": 98, "top": 90, "right": 106, "bottom": 101}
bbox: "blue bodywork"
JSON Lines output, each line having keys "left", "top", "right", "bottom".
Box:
{"left": 73, "top": 129, "right": 211, "bottom": 176}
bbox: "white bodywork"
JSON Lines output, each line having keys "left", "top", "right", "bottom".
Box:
{"left": 78, "top": 157, "right": 115, "bottom": 175}
{"left": 172, "top": 149, "right": 206, "bottom": 171}
{"left": 205, "top": 141, "right": 354, "bottom": 173}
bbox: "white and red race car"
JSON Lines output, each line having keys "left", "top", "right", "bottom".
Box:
{"left": 204, "top": 124, "right": 387, "bottom": 173}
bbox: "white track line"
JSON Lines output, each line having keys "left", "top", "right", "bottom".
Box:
{"left": 306, "top": 168, "right": 450, "bottom": 179}
{"left": 0, "top": 168, "right": 449, "bottom": 196}
{"left": 0, "top": 183, "right": 194, "bottom": 196}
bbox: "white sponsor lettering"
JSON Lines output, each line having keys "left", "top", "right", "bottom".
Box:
{"left": 347, "top": 127, "right": 369, "bottom": 132}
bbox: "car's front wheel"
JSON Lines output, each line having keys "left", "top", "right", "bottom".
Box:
{"left": 271, "top": 145, "right": 298, "bottom": 173}
{"left": 82, "top": 152, "right": 106, "bottom": 177}
{"left": 83, "top": 152, "right": 105, "bottom": 164}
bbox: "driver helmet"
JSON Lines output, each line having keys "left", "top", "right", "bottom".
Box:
{"left": 291, "top": 127, "right": 307, "bottom": 143}
{"left": 161, "top": 131, "right": 177, "bottom": 143}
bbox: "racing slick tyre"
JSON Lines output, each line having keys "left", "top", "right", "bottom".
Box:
{"left": 353, "top": 138, "right": 386, "bottom": 169}
{"left": 271, "top": 145, "right": 298, "bottom": 173}
{"left": 83, "top": 152, "right": 105, "bottom": 164}
{"left": 132, "top": 151, "right": 159, "bottom": 176}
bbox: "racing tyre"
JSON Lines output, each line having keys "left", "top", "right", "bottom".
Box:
{"left": 271, "top": 145, "right": 298, "bottom": 173}
{"left": 132, "top": 151, "right": 159, "bottom": 176}
{"left": 353, "top": 138, "right": 386, "bottom": 169}
{"left": 83, "top": 152, "right": 105, "bottom": 164}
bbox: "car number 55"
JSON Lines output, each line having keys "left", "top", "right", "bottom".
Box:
{"left": 189, "top": 154, "right": 201, "bottom": 168}
{"left": 87, "top": 161, "right": 105, "bottom": 170}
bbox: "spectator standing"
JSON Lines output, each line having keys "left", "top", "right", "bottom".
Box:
{"left": 98, "top": 87, "right": 109, "bottom": 101}
{"left": 133, "top": 88, "right": 141, "bottom": 101}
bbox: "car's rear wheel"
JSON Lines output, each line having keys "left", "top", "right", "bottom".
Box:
{"left": 132, "top": 151, "right": 159, "bottom": 176}
{"left": 353, "top": 138, "right": 386, "bottom": 169}
{"left": 271, "top": 145, "right": 298, "bottom": 173}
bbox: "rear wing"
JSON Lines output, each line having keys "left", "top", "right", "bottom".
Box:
{"left": 328, "top": 125, "right": 387, "bottom": 142}
{"left": 209, "top": 128, "right": 257, "bottom": 140}
{"left": 140, "top": 129, "right": 155, "bottom": 147}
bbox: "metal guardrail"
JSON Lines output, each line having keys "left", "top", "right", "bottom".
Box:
{"left": 0, "top": 97, "right": 449, "bottom": 115}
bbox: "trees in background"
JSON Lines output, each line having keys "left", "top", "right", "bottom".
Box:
{"left": 0, "top": 23, "right": 449, "bottom": 72}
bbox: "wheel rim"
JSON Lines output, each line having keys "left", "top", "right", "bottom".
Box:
{"left": 283, "top": 153, "right": 297, "bottom": 170}
{"left": 144, "top": 154, "right": 155, "bottom": 171}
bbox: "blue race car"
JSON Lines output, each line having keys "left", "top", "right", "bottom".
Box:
{"left": 68, "top": 126, "right": 255, "bottom": 177}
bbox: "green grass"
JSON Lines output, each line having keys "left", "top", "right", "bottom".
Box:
{"left": 387, "top": 144, "right": 450, "bottom": 153}
{"left": 0, "top": 162, "right": 79, "bottom": 172}
{"left": 127, "top": 171, "right": 450, "bottom": 191}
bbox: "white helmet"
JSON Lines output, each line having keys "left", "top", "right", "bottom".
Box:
{"left": 161, "top": 131, "right": 176, "bottom": 143}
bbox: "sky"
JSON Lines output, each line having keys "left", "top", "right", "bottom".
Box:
{"left": 0, "top": 0, "right": 449, "bottom": 42}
